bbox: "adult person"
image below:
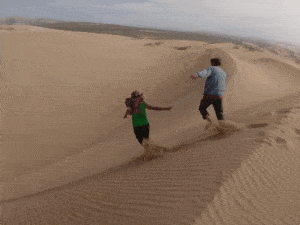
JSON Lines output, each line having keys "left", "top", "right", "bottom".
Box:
{"left": 190, "top": 58, "right": 226, "bottom": 127}
{"left": 124, "top": 91, "right": 172, "bottom": 146}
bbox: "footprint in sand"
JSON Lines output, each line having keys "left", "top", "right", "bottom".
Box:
{"left": 173, "top": 46, "right": 191, "bottom": 50}
{"left": 276, "top": 108, "right": 292, "bottom": 114}
{"left": 275, "top": 137, "right": 288, "bottom": 144}
{"left": 247, "top": 123, "right": 269, "bottom": 129}
{"left": 294, "top": 128, "right": 300, "bottom": 135}
{"left": 144, "top": 42, "right": 163, "bottom": 47}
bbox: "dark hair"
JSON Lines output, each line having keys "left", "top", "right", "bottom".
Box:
{"left": 131, "top": 91, "right": 142, "bottom": 99}
{"left": 210, "top": 58, "right": 221, "bottom": 66}
{"left": 125, "top": 98, "right": 133, "bottom": 109}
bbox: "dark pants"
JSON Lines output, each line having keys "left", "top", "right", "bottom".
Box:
{"left": 199, "top": 96, "right": 224, "bottom": 120}
{"left": 133, "top": 124, "right": 150, "bottom": 144}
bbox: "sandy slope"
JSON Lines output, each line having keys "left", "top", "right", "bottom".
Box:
{"left": 1, "top": 25, "right": 300, "bottom": 224}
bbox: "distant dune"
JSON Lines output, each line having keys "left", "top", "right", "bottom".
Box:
{"left": 1, "top": 23, "right": 300, "bottom": 224}
{"left": 1, "top": 16, "right": 300, "bottom": 57}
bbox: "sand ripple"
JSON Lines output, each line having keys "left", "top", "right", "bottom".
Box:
{"left": 2, "top": 25, "right": 300, "bottom": 225}
{"left": 194, "top": 109, "right": 300, "bottom": 225}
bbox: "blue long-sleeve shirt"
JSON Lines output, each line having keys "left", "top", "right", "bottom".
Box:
{"left": 195, "top": 66, "right": 226, "bottom": 96}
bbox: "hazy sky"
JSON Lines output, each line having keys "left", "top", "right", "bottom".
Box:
{"left": 1, "top": 0, "right": 300, "bottom": 45}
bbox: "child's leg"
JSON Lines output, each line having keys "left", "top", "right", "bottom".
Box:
{"left": 142, "top": 124, "right": 150, "bottom": 139}
{"left": 133, "top": 126, "right": 144, "bottom": 145}
{"left": 141, "top": 124, "right": 150, "bottom": 146}
{"left": 199, "top": 97, "right": 212, "bottom": 121}
{"left": 134, "top": 124, "right": 150, "bottom": 145}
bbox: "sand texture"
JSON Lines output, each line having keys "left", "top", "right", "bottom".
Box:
{"left": 1, "top": 25, "right": 300, "bottom": 224}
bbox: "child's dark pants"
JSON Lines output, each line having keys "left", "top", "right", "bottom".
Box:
{"left": 133, "top": 124, "right": 150, "bottom": 144}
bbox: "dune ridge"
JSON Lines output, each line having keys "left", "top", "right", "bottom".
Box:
{"left": 1, "top": 25, "right": 300, "bottom": 224}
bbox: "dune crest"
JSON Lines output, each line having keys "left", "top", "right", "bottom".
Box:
{"left": 1, "top": 25, "right": 300, "bottom": 224}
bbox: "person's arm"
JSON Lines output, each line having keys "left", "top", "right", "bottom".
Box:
{"left": 123, "top": 109, "right": 131, "bottom": 119}
{"left": 145, "top": 103, "right": 172, "bottom": 111}
{"left": 190, "top": 67, "right": 213, "bottom": 79}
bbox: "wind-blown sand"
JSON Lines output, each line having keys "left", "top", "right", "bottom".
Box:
{"left": 1, "top": 25, "right": 300, "bottom": 224}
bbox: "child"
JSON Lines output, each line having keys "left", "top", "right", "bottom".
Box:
{"left": 124, "top": 91, "right": 172, "bottom": 146}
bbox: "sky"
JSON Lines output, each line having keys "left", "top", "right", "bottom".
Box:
{"left": 1, "top": 0, "right": 300, "bottom": 45}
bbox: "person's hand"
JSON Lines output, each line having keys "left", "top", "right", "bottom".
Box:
{"left": 190, "top": 74, "right": 197, "bottom": 79}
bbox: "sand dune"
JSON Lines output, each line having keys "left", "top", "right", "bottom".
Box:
{"left": 195, "top": 105, "right": 300, "bottom": 225}
{"left": 1, "top": 25, "right": 300, "bottom": 224}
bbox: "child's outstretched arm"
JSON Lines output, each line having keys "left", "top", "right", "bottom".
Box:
{"left": 123, "top": 109, "right": 131, "bottom": 119}
{"left": 145, "top": 103, "right": 172, "bottom": 111}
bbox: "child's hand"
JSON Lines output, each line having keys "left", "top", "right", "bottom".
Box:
{"left": 124, "top": 109, "right": 131, "bottom": 118}
{"left": 190, "top": 74, "right": 197, "bottom": 79}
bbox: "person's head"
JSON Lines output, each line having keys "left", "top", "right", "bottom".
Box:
{"left": 210, "top": 58, "right": 221, "bottom": 66}
{"left": 131, "top": 91, "right": 144, "bottom": 101}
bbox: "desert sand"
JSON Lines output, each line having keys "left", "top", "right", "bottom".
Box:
{"left": 1, "top": 24, "right": 300, "bottom": 224}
